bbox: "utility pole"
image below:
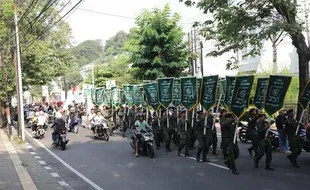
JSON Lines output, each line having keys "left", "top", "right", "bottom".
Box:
{"left": 187, "top": 33, "right": 192, "bottom": 75}
{"left": 200, "top": 41, "right": 204, "bottom": 76}
{"left": 193, "top": 29, "right": 198, "bottom": 75}
{"left": 190, "top": 30, "right": 195, "bottom": 76}
{"left": 13, "top": 2, "right": 25, "bottom": 141}
{"left": 304, "top": 1, "right": 310, "bottom": 46}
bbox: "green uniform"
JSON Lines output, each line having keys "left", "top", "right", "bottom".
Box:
{"left": 128, "top": 108, "right": 136, "bottom": 129}
{"left": 221, "top": 117, "right": 239, "bottom": 173}
{"left": 220, "top": 117, "right": 228, "bottom": 157}
{"left": 161, "top": 114, "right": 177, "bottom": 151}
{"left": 195, "top": 115, "right": 213, "bottom": 161}
{"left": 211, "top": 116, "right": 218, "bottom": 154}
{"left": 188, "top": 111, "right": 197, "bottom": 149}
{"left": 177, "top": 118, "right": 190, "bottom": 156}
{"left": 285, "top": 118, "right": 302, "bottom": 166}
{"left": 117, "top": 109, "right": 127, "bottom": 137}
{"left": 152, "top": 116, "right": 163, "bottom": 149}
{"left": 254, "top": 121, "right": 273, "bottom": 168}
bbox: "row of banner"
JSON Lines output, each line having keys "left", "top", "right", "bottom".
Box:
{"left": 90, "top": 75, "right": 310, "bottom": 118}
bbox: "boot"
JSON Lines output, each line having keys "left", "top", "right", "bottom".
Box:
{"left": 292, "top": 163, "right": 300, "bottom": 168}
{"left": 177, "top": 148, "right": 181, "bottom": 156}
{"left": 265, "top": 164, "right": 274, "bottom": 171}
{"left": 196, "top": 148, "right": 202, "bottom": 162}
{"left": 287, "top": 155, "right": 293, "bottom": 163}
{"left": 224, "top": 161, "right": 231, "bottom": 169}
{"left": 231, "top": 165, "right": 239, "bottom": 175}
{"left": 254, "top": 159, "right": 259, "bottom": 168}
{"left": 202, "top": 157, "right": 209, "bottom": 162}
{"left": 247, "top": 148, "right": 253, "bottom": 156}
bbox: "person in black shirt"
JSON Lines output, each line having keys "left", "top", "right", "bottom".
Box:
{"left": 276, "top": 109, "right": 288, "bottom": 152}
{"left": 247, "top": 108, "right": 258, "bottom": 156}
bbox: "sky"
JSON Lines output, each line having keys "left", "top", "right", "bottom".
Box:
{"left": 62, "top": 0, "right": 205, "bottom": 45}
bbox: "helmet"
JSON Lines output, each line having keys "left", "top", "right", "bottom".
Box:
{"left": 68, "top": 104, "right": 72, "bottom": 108}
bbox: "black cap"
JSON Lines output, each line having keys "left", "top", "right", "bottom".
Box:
{"left": 225, "top": 113, "right": 233, "bottom": 118}
{"left": 249, "top": 108, "right": 257, "bottom": 113}
{"left": 179, "top": 109, "right": 186, "bottom": 115}
{"left": 257, "top": 113, "right": 266, "bottom": 118}
{"left": 286, "top": 109, "right": 294, "bottom": 115}
{"left": 197, "top": 110, "right": 204, "bottom": 114}
{"left": 220, "top": 109, "right": 227, "bottom": 115}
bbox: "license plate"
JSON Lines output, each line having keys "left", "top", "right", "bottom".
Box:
{"left": 60, "top": 134, "right": 66, "bottom": 137}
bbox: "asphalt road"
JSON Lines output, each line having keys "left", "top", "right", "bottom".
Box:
{"left": 24, "top": 125, "right": 310, "bottom": 190}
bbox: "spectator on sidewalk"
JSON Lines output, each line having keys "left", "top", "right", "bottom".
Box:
{"left": 276, "top": 109, "right": 289, "bottom": 153}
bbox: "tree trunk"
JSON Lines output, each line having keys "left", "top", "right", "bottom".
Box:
{"left": 292, "top": 33, "right": 310, "bottom": 120}
{"left": 272, "top": 35, "right": 278, "bottom": 73}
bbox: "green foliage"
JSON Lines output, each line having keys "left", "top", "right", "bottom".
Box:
{"left": 84, "top": 54, "right": 138, "bottom": 87}
{"left": 125, "top": 4, "right": 189, "bottom": 80}
{"left": 0, "top": 0, "right": 74, "bottom": 100}
{"left": 104, "top": 31, "right": 129, "bottom": 57}
{"left": 64, "top": 62, "right": 83, "bottom": 89}
{"left": 70, "top": 39, "right": 103, "bottom": 67}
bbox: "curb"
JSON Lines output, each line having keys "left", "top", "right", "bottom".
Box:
{"left": 0, "top": 129, "right": 38, "bottom": 190}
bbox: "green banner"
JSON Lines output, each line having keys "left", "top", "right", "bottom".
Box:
{"left": 299, "top": 80, "right": 310, "bottom": 109}
{"left": 197, "top": 78, "right": 202, "bottom": 103}
{"left": 230, "top": 76, "right": 254, "bottom": 118}
{"left": 224, "top": 76, "right": 236, "bottom": 109}
{"left": 172, "top": 79, "right": 181, "bottom": 106}
{"left": 200, "top": 75, "right": 218, "bottom": 111}
{"left": 95, "top": 88, "right": 105, "bottom": 105}
{"left": 123, "top": 85, "right": 134, "bottom": 106}
{"left": 91, "top": 88, "right": 96, "bottom": 103}
{"left": 181, "top": 77, "right": 198, "bottom": 110}
{"left": 103, "top": 89, "right": 111, "bottom": 107}
{"left": 112, "top": 88, "right": 120, "bottom": 107}
{"left": 120, "top": 89, "right": 126, "bottom": 105}
{"left": 133, "top": 85, "right": 143, "bottom": 106}
{"left": 264, "top": 75, "right": 292, "bottom": 116}
{"left": 157, "top": 78, "right": 174, "bottom": 108}
{"left": 253, "top": 78, "right": 269, "bottom": 110}
{"left": 143, "top": 82, "right": 160, "bottom": 111}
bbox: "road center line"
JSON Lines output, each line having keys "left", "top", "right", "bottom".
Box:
{"left": 25, "top": 130, "right": 105, "bottom": 190}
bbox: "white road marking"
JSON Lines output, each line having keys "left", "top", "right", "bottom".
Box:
{"left": 25, "top": 130, "right": 105, "bottom": 190}
{"left": 38, "top": 160, "right": 46, "bottom": 165}
{"left": 180, "top": 154, "right": 229, "bottom": 170}
{"left": 58, "top": 181, "right": 70, "bottom": 187}
{"left": 51, "top": 173, "right": 60, "bottom": 178}
{"left": 34, "top": 156, "right": 41, "bottom": 159}
{"left": 0, "top": 131, "right": 38, "bottom": 190}
{"left": 30, "top": 151, "right": 36, "bottom": 155}
{"left": 44, "top": 166, "right": 52, "bottom": 170}
{"left": 27, "top": 145, "right": 33, "bottom": 149}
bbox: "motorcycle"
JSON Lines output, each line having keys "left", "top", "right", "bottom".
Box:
{"left": 130, "top": 129, "right": 155, "bottom": 158}
{"left": 93, "top": 123, "right": 110, "bottom": 141}
{"left": 238, "top": 121, "right": 249, "bottom": 143}
{"left": 54, "top": 129, "right": 69, "bottom": 150}
{"left": 238, "top": 121, "right": 279, "bottom": 150}
{"left": 300, "top": 129, "right": 310, "bottom": 152}
{"left": 32, "top": 124, "right": 46, "bottom": 139}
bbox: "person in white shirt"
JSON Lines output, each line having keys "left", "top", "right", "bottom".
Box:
{"left": 91, "top": 110, "right": 107, "bottom": 136}
{"left": 87, "top": 109, "right": 96, "bottom": 130}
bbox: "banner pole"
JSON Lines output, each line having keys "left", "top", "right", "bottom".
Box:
{"left": 295, "top": 109, "right": 305, "bottom": 135}
{"left": 166, "top": 108, "right": 170, "bottom": 128}
{"left": 158, "top": 109, "right": 161, "bottom": 128}
{"left": 146, "top": 107, "right": 149, "bottom": 122}
{"left": 203, "top": 108, "right": 207, "bottom": 135}
{"left": 185, "top": 110, "right": 188, "bottom": 131}
{"left": 176, "top": 106, "right": 179, "bottom": 125}
{"left": 191, "top": 109, "right": 195, "bottom": 128}
{"left": 123, "top": 104, "right": 126, "bottom": 122}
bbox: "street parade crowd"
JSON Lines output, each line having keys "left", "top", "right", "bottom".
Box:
{"left": 24, "top": 75, "right": 310, "bottom": 176}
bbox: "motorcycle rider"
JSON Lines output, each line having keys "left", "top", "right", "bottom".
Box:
{"left": 68, "top": 107, "right": 78, "bottom": 132}
{"left": 52, "top": 110, "right": 67, "bottom": 145}
{"left": 134, "top": 112, "right": 150, "bottom": 157}
{"left": 91, "top": 109, "right": 108, "bottom": 137}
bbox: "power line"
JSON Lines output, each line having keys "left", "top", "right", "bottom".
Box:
{"left": 18, "top": 0, "right": 39, "bottom": 24}
{"left": 23, "top": 0, "right": 85, "bottom": 51}
{"left": 21, "top": 0, "right": 70, "bottom": 44}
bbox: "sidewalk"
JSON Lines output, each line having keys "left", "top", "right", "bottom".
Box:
{"left": 0, "top": 130, "right": 37, "bottom": 190}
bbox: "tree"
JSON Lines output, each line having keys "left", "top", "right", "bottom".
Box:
{"left": 70, "top": 39, "right": 103, "bottom": 67}
{"left": 125, "top": 4, "right": 189, "bottom": 80}
{"left": 181, "top": 0, "right": 310, "bottom": 119}
{"left": 64, "top": 62, "right": 83, "bottom": 89}
{"left": 84, "top": 54, "right": 138, "bottom": 87}
{"left": 0, "top": 0, "right": 73, "bottom": 93}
